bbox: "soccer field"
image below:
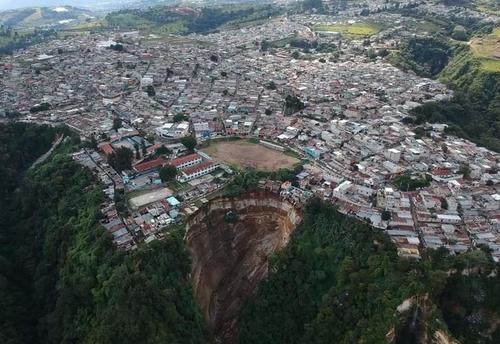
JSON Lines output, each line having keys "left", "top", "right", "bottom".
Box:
{"left": 202, "top": 140, "right": 299, "bottom": 171}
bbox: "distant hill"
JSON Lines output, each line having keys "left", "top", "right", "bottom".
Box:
{"left": 0, "top": 0, "right": 178, "bottom": 12}
{"left": 0, "top": 6, "right": 98, "bottom": 28}
{"left": 103, "top": 4, "right": 281, "bottom": 35}
{"left": 0, "top": 1, "right": 102, "bottom": 11}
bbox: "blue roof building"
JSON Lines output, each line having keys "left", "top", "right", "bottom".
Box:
{"left": 166, "top": 196, "right": 181, "bottom": 207}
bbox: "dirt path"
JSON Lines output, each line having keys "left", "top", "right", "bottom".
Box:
{"left": 29, "top": 135, "right": 64, "bottom": 170}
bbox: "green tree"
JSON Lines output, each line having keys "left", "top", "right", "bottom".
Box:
{"left": 441, "top": 198, "right": 449, "bottom": 210}
{"left": 108, "top": 147, "right": 133, "bottom": 173}
{"left": 134, "top": 142, "right": 140, "bottom": 159}
{"left": 261, "top": 40, "right": 270, "bottom": 51}
{"left": 266, "top": 81, "right": 276, "bottom": 90}
{"left": 181, "top": 136, "right": 197, "bottom": 152}
{"left": 159, "top": 164, "right": 177, "bottom": 182}
{"left": 441, "top": 143, "right": 449, "bottom": 154}
{"left": 173, "top": 113, "right": 188, "bottom": 122}
{"left": 302, "top": 0, "right": 324, "bottom": 12}
{"left": 112, "top": 117, "right": 122, "bottom": 131}
{"left": 451, "top": 25, "right": 468, "bottom": 41}
{"left": 284, "top": 95, "right": 305, "bottom": 116}
{"left": 146, "top": 85, "right": 156, "bottom": 97}
{"left": 459, "top": 165, "right": 471, "bottom": 180}
{"left": 366, "top": 48, "right": 377, "bottom": 60}
{"left": 393, "top": 175, "right": 430, "bottom": 191}
{"left": 89, "top": 135, "right": 98, "bottom": 150}
{"left": 155, "top": 145, "right": 172, "bottom": 157}
{"left": 0, "top": 130, "right": 207, "bottom": 344}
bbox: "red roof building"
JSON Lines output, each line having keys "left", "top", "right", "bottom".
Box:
{"left": 182, "top": 161, "right": 213, "bottom": 175}
{"left": 99, "top": 143, "right": 114, "bottom": 156}
{"left": 133, "top": 158, "right": 167, "bottom": 174}
{"left": 432, "top": 168, "right": 452, "bottom": 177}
{"left": 169, "top": 153, "right": 203, "bottom": 170}
{"left": 179, "top": 161, "right": 219, "bottom": 182}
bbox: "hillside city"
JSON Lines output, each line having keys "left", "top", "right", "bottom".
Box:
{"left": 1, "top": 0, "right": 500, "bottom": 264}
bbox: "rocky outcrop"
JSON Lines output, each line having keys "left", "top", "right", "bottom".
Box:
{"left": 185, "top": 191, "right": 302, "bottom": 343}
{"left": 390, "top": 295, "right": 461, "bottom": 344}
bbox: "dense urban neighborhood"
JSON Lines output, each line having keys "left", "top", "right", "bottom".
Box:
{"left": 2, "top": 2, "right": 499, "bottom": 261}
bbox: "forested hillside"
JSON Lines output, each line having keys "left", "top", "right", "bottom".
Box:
{"left": 413, "top": 45, "right": 500, "bottom": 150}
{"left": 2, "top": 123, "right": 500, "bottom": 344}
{"left": 0, "top": 123, "right": 206, "bottom": 344}
{"left": 0, "top": 27, "right": 57, "bottom": 55}
{"left": 393, "top": 27, "right": 500, "bottom": 151}
{"left": 238, "top": 199, "right": 500, "bottom": 344}
{"left": 0, "top": 122, "right": 70, "bottom": 208}
{"left": 104, "top": 4, "right": 281, "bottom": 34}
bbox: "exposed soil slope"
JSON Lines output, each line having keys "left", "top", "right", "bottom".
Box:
{"left": 185, "top": 191, "right": 302, "bottom": 343}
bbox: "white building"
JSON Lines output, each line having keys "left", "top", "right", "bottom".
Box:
{"left": 385, "top": 148, "right": 401, "bottom": 162}
{"left": 333, "top": 180, "right": 353, "bottom": 197}
{"left": 178, "top": 161, "right": 219, "bottom": 182}
{"left": 436, "top": 214, "right": 461, "bottom": 224}
{"left": 155, "top": 122, "right": 190, "bottom": 140}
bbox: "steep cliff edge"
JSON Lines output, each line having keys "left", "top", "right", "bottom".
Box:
{"left": 185, "top": 191, "right": 302, "bottom": 343}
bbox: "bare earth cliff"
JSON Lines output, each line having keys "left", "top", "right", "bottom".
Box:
{"left": 185, "top": 191, "right": 302, "bottom": 343}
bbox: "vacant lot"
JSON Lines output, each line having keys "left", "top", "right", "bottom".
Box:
{"left": 129, "top": 187, "right": 172, "bottom": 209}
{"left": 203, "top": 140, "right": 299, "bottom": 171}
{"left": 313, "top": 22, "right": 381, "bottom": 37}
{"left": 470, "top": 27, "right": 500, "bottom": 72}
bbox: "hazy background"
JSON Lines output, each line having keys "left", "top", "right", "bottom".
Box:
{"left": 0, "top": 0, "right": 164, "bottom": 11}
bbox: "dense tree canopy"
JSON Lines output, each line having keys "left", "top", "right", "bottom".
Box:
{"left": 108, "top": 146, "right": 133, "bottom": 173}
{"left": 393, "top": 174, "right": 431, "bottom": 191}
{"left": 393, "top": 36, "right": 454, "bottom": 77}
{"left": 181, "top": 136, "right": 197, "bottom": 152}
{"left": 239, "top": 199, "right": 426, "bottom": 343}
{"left": 0, "top": 123, "right": 73, "bottom": 209}
{"left": 2, "top": 124, "right": 500, "bottom": 344}
{"left": 284, "top": 95, "right": 305, "bottom": 116}
{"left": 173, "top": 113, "right": 188, "bottom": 122}
{"left": 112, "top": 117, "right": 122, "bottom": 131}
{"left": 0, "top": 124, "right": 207, "bottom": 344}
{"left": 239, "top": 199, "right": 500, "bottom": 344}
{"left": 0, "top": 29, "right": 57, "bottom": 56}
{"left": 160, "top": 164, "right": 178, "bottom": 182}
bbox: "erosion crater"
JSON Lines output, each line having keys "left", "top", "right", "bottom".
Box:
{"left": 185, "top": 190, "right": 302, "bottom": 343}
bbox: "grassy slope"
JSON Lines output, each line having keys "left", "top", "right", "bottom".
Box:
{"left": 440, "top": 45, "right": 499, "bottom": 96}
{"left": 470, "top": 27, "right": 500, "bottom": 72}
{"left": 313, "top": 21, "right": 381, "bottom": 37}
